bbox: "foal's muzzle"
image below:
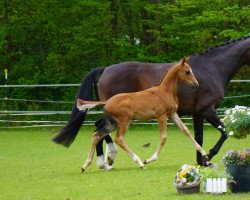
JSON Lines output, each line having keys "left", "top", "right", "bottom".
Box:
{"left": 191, "top": 82, "right": 199, "bottom": 90}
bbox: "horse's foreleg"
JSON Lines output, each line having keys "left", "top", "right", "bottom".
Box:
{"left": 203, "top": 107, "right": 228, "bottom": 160}
{"left": 193, "top": 115, "right": 204, "bottom": 165}
{"left": 144, "top": 114, "right": 167, "bottom": 164}
{"left": 171, "top": 113, "right": 209, "bottom": 165}
{"left": 114, "top": 123, "right": 145, "bottom": 169}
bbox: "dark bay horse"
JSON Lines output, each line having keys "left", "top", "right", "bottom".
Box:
{"left": 77, "top": 58, "right": 208, "bottom": 172}
{"left": 53, "top": 36, "right": 250, "bottom": 167}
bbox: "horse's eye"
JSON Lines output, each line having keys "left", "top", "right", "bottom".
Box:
{"left": 185, "top": 71, "right": 191, "bottom": 75}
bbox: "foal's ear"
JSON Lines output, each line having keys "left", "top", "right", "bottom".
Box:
{"left": 181, "top": 56, "right": 190, "bottom": 66}
{"left": 181, "top": 57, "right": 186, "bottom": 66}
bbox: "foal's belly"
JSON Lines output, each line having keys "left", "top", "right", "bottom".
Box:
{"left": 133, "top": 109, "right": 156, "bottom": 121}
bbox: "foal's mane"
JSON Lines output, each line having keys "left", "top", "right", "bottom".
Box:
{"left": 198, "top": 35, "right": 250, "bottom": 56}
{"left": 157, "top": 64, "right": 175, "bottom": 86}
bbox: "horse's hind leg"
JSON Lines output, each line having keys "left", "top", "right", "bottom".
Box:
{"left": 104, "top": 135, "right": 118, "bottom": 166}
{"left": 144, "top": 114, "right": 167, "bottom": 164}
{"left": 95, "top": 119, "right": 117, "bottom": 170}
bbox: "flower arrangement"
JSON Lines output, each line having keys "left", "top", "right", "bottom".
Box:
{"left": 222, "top": 105, "right": 250, "bottom": 139}
{"left": 174, "top": 164, "right": 201, "bottom": 188}
{"left": 222, "top": 105, "right": 250, "bottom": 159}
{"left": 222, "top": 150, "right": 250, "bottom": 166}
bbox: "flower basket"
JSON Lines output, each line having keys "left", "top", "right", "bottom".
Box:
{"left": 176, "top": 184, "right": 200, "bottom": 194}
{"left": 174, "top": 164, "right": 201, "bottom": 194}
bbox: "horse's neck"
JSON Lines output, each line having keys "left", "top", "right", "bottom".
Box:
{"left": 204, "top": 39, "right": 249, "bottom": 84}
{"left": 158, "top": 65, "right": 179, "bottom": 97}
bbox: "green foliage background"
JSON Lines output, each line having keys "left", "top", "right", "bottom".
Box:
{"left": 0, "top": 0, "right": 249, "bottom": 121}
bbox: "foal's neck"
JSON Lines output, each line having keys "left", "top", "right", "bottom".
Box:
{"left": 158, "top": 64, "right": 180, "bottom": 96}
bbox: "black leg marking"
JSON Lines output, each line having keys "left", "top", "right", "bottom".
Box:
{"left": 193, "top": 114, "right": 204, "bottom": 165}
{"left": 96, "top": 138, "right": 104, "bottom": 156}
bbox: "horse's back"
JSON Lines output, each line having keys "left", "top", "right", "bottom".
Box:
{"left": 98, "top": 61, "right": 170, "bottom": 101}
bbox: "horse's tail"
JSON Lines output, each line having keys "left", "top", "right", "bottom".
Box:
{"left": 52, "top": 67, "right": 105, "bottom": 147}
{"left": 77, "top": 99, "right": 105, "bottom": 112}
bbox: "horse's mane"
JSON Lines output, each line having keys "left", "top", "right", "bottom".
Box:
{"left": 158, "top": 36, "right": 249, "bottom": 85}
{"left": 198, "top": 35, "right": 250, "bottom": 56}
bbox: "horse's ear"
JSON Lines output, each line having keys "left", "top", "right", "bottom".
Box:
{"left": 186, "top": 56, "right": 190, "bottom": 63}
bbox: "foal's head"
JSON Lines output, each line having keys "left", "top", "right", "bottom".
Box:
{"left": 177, "top": 57, "right": 199, "bottom": 90}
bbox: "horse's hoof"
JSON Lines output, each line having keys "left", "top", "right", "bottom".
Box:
{"left": 201, "top": 155, "right": 212, "bottom": 167}
{"left": 143, "top": 160, "right": 148, "bottom": 164}
{"left": 205, "top": 161, "right": 214, "bottom": 167}
{"left": 107, "top": 156, "right": 114, "bottom": 166}
{"left": 103, "top": 164, "right": 113, "bottom": 171}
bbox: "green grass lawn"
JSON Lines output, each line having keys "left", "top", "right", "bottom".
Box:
{"left": 0, "top": 125, "right": 249, "bottom": 200}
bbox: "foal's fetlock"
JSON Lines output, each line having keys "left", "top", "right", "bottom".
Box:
{"left": 143, "top": 153, "right": 157, "bottom": 164}
{"left": 81, "top": 160, "right": 92, "bottom": 172}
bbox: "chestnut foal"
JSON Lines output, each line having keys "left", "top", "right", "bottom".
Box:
{"left": 78, "top": 57, "right": 209, "bottom": 172}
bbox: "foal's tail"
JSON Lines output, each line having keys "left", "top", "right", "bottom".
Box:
{"left": 77, "top": 98, "right": 105, "bottom": 112}
{"left": 52, "top": 67, "right": 105, "bottom": 147}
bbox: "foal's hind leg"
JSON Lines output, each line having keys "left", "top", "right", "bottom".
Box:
{"left": 114, "top": 122, "right": 145, "bottom": 169}
{"left": 144, "top": 114, "right": 167, "bottom": 164}
{"left": 82, "top": 132, "right": 101, "bottom": 172}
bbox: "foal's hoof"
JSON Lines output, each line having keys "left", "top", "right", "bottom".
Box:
{"left": 81, "top": 167, "right": 86, "bottom": 173}
{"left": 143, "top": 160, "right": 148, "bottom": 164}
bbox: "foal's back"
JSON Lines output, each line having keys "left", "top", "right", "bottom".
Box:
{"left": 104, "top": 86, "right": 176, "bottom": 121}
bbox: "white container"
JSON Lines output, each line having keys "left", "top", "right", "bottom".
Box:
{"left": 205, "top": 178, "right": 227, "bottom": 194}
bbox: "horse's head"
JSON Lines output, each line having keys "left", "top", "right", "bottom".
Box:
{"left": 178, "top": 57, "right": 199, "bottom": 90}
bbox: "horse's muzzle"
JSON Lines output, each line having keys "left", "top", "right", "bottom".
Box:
{"left": 191, "top": 82, "right": 199, "bottom": 90}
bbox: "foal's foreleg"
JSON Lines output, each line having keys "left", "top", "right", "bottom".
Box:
{"left": 144, "top": 114, "right": 167, "bottom": 164}
{"left": 171, "top": 113, "right": 208, "bottom": 161}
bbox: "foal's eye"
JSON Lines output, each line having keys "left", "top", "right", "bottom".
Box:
{"left": 185, "top": 71, "right": 191, "bottom": 75}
